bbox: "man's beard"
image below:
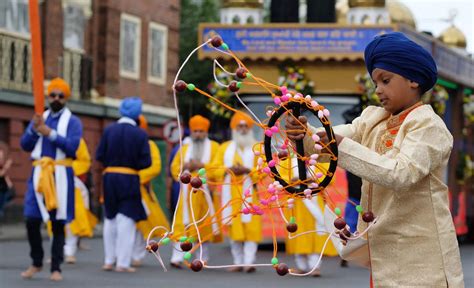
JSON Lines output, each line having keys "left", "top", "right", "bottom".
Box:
{"left": 192, "top": 138, "right": 205, "bottom": 161}
{"left": 232, "top": 130, "right": 255, "bottom": 149}
{"left": 50, "top": 101, "right": 64, "bottom": 112}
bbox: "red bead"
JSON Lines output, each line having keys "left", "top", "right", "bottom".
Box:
{"left": 334, "top": 217, "right": 346, "bottom": 230}
{"left": 190, "top": 177, "right": 203, "bottom": 189}
{"left": 180, "top": 172, "right": 192, "bottom": 184}
{"left": 180, "top": 241, "right": 193, "bottom": 252}
{"left": 146, "top": 240, "right": 159, "bottom": 253}
{"left": 190, "top": 259, "right": 203, "bottom": 272}
{"left": 235, "top": 67, "right": 247, "bottom": 79}
{"left": 211, "top": 36, "right": 223, "bottom": 48}
{"left": 174, "top": 80, "right": 187, "bottom": 92}
{"left": 276, "top": 263, "right": 289, "bottom": 276}
{"left": 278, "top": 150, "right": 288, "bottom": 160}
{"left": 339, "top": 228, "right": 351, "bottom": 241}
{"left": 286, "top": 223, "right": 298, "bottom": 233}
{"left": 362, "top": 211, "right": 375, "bottom": 223}
{"left": 228, "top": 81, "right": 240, "bottom": 92}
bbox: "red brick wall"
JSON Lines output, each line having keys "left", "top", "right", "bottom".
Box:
{"left": 90, "top": 0, "right": 180, "bottom": 108}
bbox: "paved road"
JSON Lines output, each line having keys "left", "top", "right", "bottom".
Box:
{"left": 0, "top": 238, "right": 473, "bottom": 288}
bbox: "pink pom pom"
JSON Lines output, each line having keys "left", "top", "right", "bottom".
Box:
{"left": 304, "top": 189, "right": 312, "bottom": 196}
{"left": 266, "top": 110, "right": 273, "bottom": 117}
{"left": 305, "top": 95, "right": 312, "bottom": 101}
{"left": 267, "top": 187, "right": 276, "bottom": 194}
{"left": 262, "top": 167, "right": 271, "bottom": 174}
{"left": 311, "top": 101, "right": 318, "bottom": 108}
{"left": 309, "top": 183, "right": 319, "bottom": 188}
{"left": 287, "top": 198, "right": 295, "bottom": 204}
{"left": 314, "top": 144, "right": 322, "bottom": 150}
{"left": 318, "top": 110, "right": 324, "bottom": 119}
{"left": 270, "top": 126, "right": 279, "bottom": 133}
{"left": 287, "top": 204, "right": 294, "bottom": 209}
{"left": 310, "top": 153, "right": 319, "bottom": 160}
{"left": 312, "top": 134, "right": 320, "bottom": 142}
{"left": 257, "top": 158, "right": 263, "bottom": 165}
{"left": 316, "top": 172, "right": 323, "bottom": 178}
{"left": 268, "top": 160, "right": 276, "bottom": 167}
{"left": 309, "top": 159, "right": 316, "bottom": 165}
{"left": 242, "top": 207, "right": 250, "bottom": 214}
{"left": 260, "top": 199, "right": 268, "bottom": 205}
{"left": 265, "top": 129, "right": 273, "bottom": 137}
{"left": 270, "top": 195, "right": 277, "bottom": 202}
{"left": 323, "top": 109, "right": 330, "bottom": 117}
{"left": 281, "top": 94, "right": 290, "bottom": 102}
{"left": 280, "top": 86, "right": 288, "bottom": 94}
{"left": 244, "top": 189, "right": 251, "bottom": 197}
{"left": 280, "top": 143, "right": 287, "bottom": 149}
{"left": 274, "top": 97, "right": 282, "bottom": 105}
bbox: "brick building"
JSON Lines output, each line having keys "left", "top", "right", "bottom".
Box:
{"left": 0, "top": 0, "right": 180, "bottom": 220}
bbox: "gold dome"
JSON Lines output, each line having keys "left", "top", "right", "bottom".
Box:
{"left": 386, "top": 0, "right": 416, "bottom": 29}
{"left": 222, "top": 0, "right": 263, "bottom": 8}
{"left": 348, "top": 0, "right": 385, "bottom": 8}
{"left": 438, "top": 25, "right": 467, "bottom": 49}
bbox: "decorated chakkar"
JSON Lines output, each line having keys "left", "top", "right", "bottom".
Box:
{"left": 145, "top": 35, "right": 377, "bottom": 276}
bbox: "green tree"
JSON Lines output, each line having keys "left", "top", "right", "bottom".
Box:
{"left": 178, "top": 0, "right": 219, "bottom": 123}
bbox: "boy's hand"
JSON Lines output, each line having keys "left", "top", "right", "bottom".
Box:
{"left": 285, "top": 115, "right": 308, "bottom": 141}
{"left": 316, "top": 131, "right": 344, "bottom": 147}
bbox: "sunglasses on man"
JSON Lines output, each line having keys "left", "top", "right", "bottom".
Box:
{"left": 49, "top": 92, "right": 65, "bottom": 99}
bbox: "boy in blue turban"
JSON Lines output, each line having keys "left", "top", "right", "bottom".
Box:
{"left": 96, "top": 97, "right": 151, "bottom": 272}
{"left": 286, "top": 32, "right": 464, "bottom": 287}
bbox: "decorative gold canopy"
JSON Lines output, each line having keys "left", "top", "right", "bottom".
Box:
{"left": 222, "top": 0, "right": 263, "bottom": 8}
{"left": 348, "top": 0, "right": 385, "bottom": 8}
{"left": 438, "top": 25, "right": 467, "bottom": 49}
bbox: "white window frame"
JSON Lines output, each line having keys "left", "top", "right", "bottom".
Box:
{"left": 147, "top": 22, "right": 168, "bottom": 85}
{"left": 119, "top": 13, "right": 141, "bottom": 80}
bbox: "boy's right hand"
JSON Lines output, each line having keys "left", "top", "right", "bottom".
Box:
{"left": 285, "top": 115, "right": 308, "bottom": 141}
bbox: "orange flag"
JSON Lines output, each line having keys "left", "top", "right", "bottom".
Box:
{"left": 28, "top": 0, "right": 45, "bottom": 114}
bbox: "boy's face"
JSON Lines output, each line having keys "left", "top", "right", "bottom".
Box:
{"left": 372, "top": 68, "right": 420, "bottom": 115}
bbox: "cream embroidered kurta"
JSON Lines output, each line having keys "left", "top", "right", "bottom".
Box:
{"left": 304, "top": 104, "right": 464, "bottom": 287}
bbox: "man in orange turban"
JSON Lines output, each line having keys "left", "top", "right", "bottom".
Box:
{"left": 20, "top": 77, "right": 82, "bottom": 281}
{"left": 209, "top": 111, "right": 261, "bottom": 273}
{"left": 170, "top": 115, "right": 220, "bottom": 268}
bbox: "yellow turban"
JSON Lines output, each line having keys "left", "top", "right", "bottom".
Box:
{"left": 230, "top": 111, "right": 254, "bottom": 129}
{"left": 189, "top": 115, "right": 210, "bottom": 132}
{"left": 138, "top": 115, "right": 148, "bottom": 131}
{"left": 47, "top": 78, "right": 71, "bottom": 99}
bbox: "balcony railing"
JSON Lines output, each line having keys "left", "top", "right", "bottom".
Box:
{"left": 0, "top": 29, "right": 32, "bottom": 93}
{"left": 0, "top": 29, "right": 92, "bottom": 100}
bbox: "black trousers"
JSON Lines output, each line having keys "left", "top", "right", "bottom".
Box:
{"left": 26, "top": 218, "right": 65, "bottom": 273}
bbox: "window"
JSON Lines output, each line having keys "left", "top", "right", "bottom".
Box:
{"left": 0, "top": 0, "right": 30, "bottom": 35}
{"left": 148, "top": 22, "right": 167, "bottom": 85}
{"left": 63, "top": 4, "right": 86, "bottom": 51}
{"left": 232, "top": 15, "right": 241, "bottom": 24}
{"left": 119, "top": 13, "right": 141, "bottom": 79}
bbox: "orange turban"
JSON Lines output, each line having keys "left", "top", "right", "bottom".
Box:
{"left": 138, "top": 115, "right": 148, "bottom": 131}
{"left": 47, "top": 78, "right": 71, "bottom": 99}
{"left": 230, "top": 111, "right": 254, "bottom": 129}
{"left": 189, "top": 115, "right": 210, "bottom": 132}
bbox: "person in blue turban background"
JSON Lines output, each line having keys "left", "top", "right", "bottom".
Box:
{"left": 119, "top": 97, "right": 142, "bottom": 120}
{"left": 96, "top": 96, "right": 151, "bottom": 272}
{"left": 285, "top": 31, "right": 464, "bottom": 287}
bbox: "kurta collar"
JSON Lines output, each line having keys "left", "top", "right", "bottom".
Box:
{"left": 49, "top": 107, "right": 66, "bottom": 118}
{"left": 386, "top": 101, "right": 423, "bottom": 129}
{"left": 118, "top": 117, "right": 137, "bottom": 126}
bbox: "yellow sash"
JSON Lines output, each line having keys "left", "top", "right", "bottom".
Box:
{"left": 103, "top": 167, "right": 139, "bottom": 175}
{"left": 33, "top": 157, "right": 73, "bottom": 211}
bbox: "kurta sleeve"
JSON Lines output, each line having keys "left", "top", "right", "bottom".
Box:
{"left": 171, "top": 146, "right": 185, "bottom": 181}
{"left": 207, "top": 143, "right": 226, "bottom": 182}
{"left": 52, "top": 116, "right": 82, "bottom": 157}
{"left": 139, "top": 140, "right": 162, "bottom": 184}
{"left": 73, "top": 138, "right": 91, "bottom": 176}
{"left": 337, "top": 117, "right": 453, "bottom": 191}
{"left": 20, "top": 121, "right": 41, "bottom": 152}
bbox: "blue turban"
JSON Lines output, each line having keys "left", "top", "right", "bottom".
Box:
{"left": 119, "top": 97, "right": 142, "bottom": 119}
{"left": 364, "top": 32, "right": 437, "bottom": 94}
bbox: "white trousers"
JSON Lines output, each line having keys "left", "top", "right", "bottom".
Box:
{"left": 294, "top": 253, "right": 321, "bottom": 271}
{"left": 230, "top": 240, "right": 258, "bottom": 265}
{"left": 132, "top": 231, "right": 146, "bottom": 262}
{"left": 103, "top": 213, "right": 136, "bottom": 268}
{"left": 170, "top": 241, "right": 210, "bottom": 263}
{"left": 64, "top": 225, "right": 78, "bottom": 257}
